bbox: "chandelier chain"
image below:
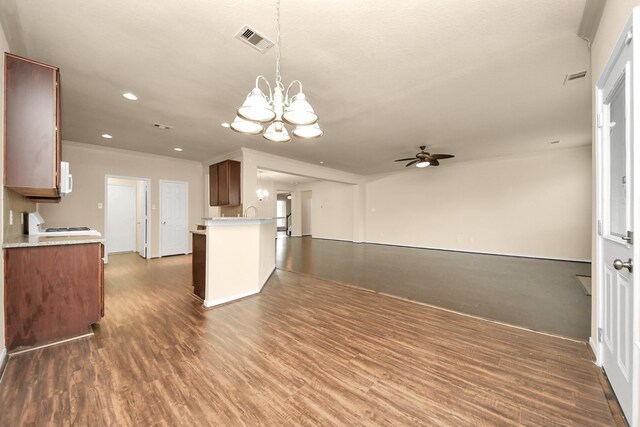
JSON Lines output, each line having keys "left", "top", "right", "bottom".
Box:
{"left": 275, "top": 0, "right": 281, "bottom": 86}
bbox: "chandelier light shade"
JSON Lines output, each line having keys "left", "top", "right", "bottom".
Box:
{"left": 230, "top": 115, "right": 264, "bottom": 135}
{"left": 292, "top": 122, "right": 323, "bottom": 139}
{"left": 229, "top": 0, "right": 322, "bottom": 142}
{"left": 416, "top": 160, "right": 430, "bottom": 168}
{"left": 283, "top": 92, "right": 317, "bottom": 125}
{"left": 238, "top": 87, "right": 276, "bottom": 123}
{"left": 263, "top": 120, "right": 291, "bottom": 143}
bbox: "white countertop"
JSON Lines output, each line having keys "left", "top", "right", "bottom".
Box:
{"left": 4, "top": 234, "right": 105, "bottom": 248}
{"left": 201, "top": 217, "right": 276, "bottom": 226}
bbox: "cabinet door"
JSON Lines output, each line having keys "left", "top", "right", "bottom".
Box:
{"left": 218, "top": 161, "right": 230, "bottom": 205}
{"left": 209, "top": 163, "right": 219, "bottom": 206}
{"left": 228, "top": 160, "right": 241, "bottom": 206}
{"left": 4, "top": 54, "right": 59, "bottom": 197}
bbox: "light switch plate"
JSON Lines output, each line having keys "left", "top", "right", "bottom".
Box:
{"left": 98, "top": 203, "right": 103, "bottom": 209}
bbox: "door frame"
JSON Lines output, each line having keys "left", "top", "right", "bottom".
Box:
{"left": 104, "top": 175, "right": 151, "bottom": 264}
{"left": 594, "top": 9, "right": 640, "bottom": 426}
{"left": 159, "top": 179, "right": 190, "bottom": 257}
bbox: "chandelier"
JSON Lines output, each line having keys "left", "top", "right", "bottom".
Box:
{"left": 230, "top": 0, "right": 323, "bottom": 142}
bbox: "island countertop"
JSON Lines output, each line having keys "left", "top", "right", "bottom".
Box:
{"left": 3, "top": 234, "right": 105, "bottom": 248}
{"left": 201, "top": 217, "right": 276, "bottom": 226}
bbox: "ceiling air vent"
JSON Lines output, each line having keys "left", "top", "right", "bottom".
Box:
{"left": 235, "top": 25, "right": 274, "bottom": 53}
{"left": 153, "top": 123, "right": 173, "bottom": 130}
{"left": 564, "top": 70, "right": 588, "bottom": 85}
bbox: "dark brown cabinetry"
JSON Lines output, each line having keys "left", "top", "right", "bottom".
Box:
{"left": 192, "top": 233, "right": 206, "bottom": 299}
{"left": 209, "top": 159, "right": 240, "bottom": 206}
{"left": 4, "top": 242, "right": 104, "bottom": 350}
{"left": 4, "top": 53, "right": 62, "bottom": 201}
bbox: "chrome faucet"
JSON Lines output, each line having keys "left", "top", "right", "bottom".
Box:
{"left": 244, "top": 205, "right": 257, "bottom": 218}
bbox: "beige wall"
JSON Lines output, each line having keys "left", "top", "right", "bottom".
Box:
{"left": 364, "top": 146, "right": 592, "bottom": 260}
{"left": 39, "top": 141, "right": 204, "bottom": 258}
{"left": 0, "top": 18, "right": 8, "bottom": 361}
{"left": 589, "top": 0, "right": 640, "bottom": 347}
{"left": 292, "top": 180, "right": 356, "bottom": 241}
{"left": 3, "top": 188, "right": 35, "bottom": 239}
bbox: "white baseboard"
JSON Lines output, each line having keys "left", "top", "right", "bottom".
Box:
{"left": 202, "top": 266, "right": 275, "bottom": 309}
{"left": 589, "top": 337, "right": 600, "bottom": 365}
{"left": 260, "top": 266, "right": 276, "bottom": 291}
{"left": 363, "top": 239, "right": 591, "bottom": 263}
{"left": 203, "top": 289, "right": 260, "bottom": 308}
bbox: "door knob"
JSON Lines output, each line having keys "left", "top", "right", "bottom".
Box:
{"left": 613, "top": 258, "right": 633, "bottom": 272}
{"left": 162, "top": 221, "right": 167, "bottom": 225}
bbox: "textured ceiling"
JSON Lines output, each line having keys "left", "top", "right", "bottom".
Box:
{"left": 0, "top": 0, "right": 590, "bottom": 174}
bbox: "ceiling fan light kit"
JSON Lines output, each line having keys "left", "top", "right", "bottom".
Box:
{"left": 231, "top": 0, "right": 322, "bottom": 142}
{"left": 395, "top": 145, "right": 454, "bottom": 168}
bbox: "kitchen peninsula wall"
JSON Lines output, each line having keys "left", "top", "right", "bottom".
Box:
{"left": 39, "top": 141, "right": 204, "bottom": 258}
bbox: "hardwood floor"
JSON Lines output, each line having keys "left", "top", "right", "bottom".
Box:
{"left": 0, "top": 254, "right": 617, "bottom": 426}
{"left": 276, "top": 235, "right": 592, "bottom": 339}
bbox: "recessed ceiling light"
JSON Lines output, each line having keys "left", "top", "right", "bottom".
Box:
{"left": 221, "top": 122, "right": 230, "bottom": 128}
{"left": 122, "top": 92, "right": 138, "bottom": 101}
{"left": 101, "top": 134, "right": 113, "bottom": 139}
{"left": 174, "top": 147, "right": 183, "bottom": 152}
{"left": 319, "top": 161, "right": 324, "bottom": 165}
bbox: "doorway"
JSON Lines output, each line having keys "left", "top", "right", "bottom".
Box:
{"left": 105, "top": 176, "right": 150, "bottom": 263}
{"left": 276, "top": 191, "right": 292, "bottom": 236}
{"left": 595, "top": 9, "right": 639, "bottom": 424}
{"left": 301, "top": 190, "right": 312, "bottom": 236}
{"left": 160, "top": 180, "right": 189, "bottom": 257}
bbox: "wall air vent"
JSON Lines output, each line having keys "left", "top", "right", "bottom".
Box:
{"left": 153, "top": 123, "right": 173, "bottom": 130}
{"left": 564, "top": 70, "right": 588, "bottom": 85}
{"left": 235, "top": 25, "right": 274, "bottom": 53}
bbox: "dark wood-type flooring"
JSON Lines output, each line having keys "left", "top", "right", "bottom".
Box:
{"left": 277, "top": 236, "right": 592, "bottom": 339}
{"left": 0, "top": 254, "right": 615, "bottom": 426}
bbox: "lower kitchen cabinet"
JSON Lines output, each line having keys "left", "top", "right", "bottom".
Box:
{"left": 4, "top": 242, "right": 104, "bottom": 350}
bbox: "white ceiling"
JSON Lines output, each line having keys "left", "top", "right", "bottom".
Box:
{"left": 0, "top": 0, "right": 590, "bottom": 175}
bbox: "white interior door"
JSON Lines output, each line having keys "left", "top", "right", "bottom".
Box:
{"left": 596, "top": 19, "right": 635, "bottom": 421}
{"left": 160, "top": 180, "right": 188, "bottom": 256}
{"left": 107, "top": 183, "right": 136, "bottom": 254}
{"left": 301, "top": 190, "right": 312, "bottom": 236}
{"left": 137, "top": 181, "right": 148, "bottom": 258}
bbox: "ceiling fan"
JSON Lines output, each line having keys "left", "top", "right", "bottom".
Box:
{"left": 395, "top": 146, "right": 455, "bottom": 168}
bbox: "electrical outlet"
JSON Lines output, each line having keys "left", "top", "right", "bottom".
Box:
{"left": 98, "top": 203, "right": 103, "bottom": 209}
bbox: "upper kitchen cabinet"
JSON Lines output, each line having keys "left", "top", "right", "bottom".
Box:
{"left": 209, "top": 159, "right": 241, "bottom": 206}
{"left": 4, "top": 53, "right": 61, "bottom": 200}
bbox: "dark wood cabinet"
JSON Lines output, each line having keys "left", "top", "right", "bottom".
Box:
{"left": 209, "top": 159, "right": 240, "bottom": 206}
{"left": 4, "top": 242, "right": 104, "bottom": 350}
{"left": 192, "top": 233, "right": 206, "bottom": 300}
{"left": 4, "top": 53, "right": 62, "bottom": 200}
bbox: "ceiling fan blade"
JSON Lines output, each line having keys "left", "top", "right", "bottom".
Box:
{"left": 429, "top": 159, "right": 440, "bottom": 166}
{"left": 395, "top": 157, "right": 417, "bottom": 162}
{"left": 405, "top": 159, "right": 420, "bottom": 167}
{"left": 429, "top": 154, "right": 454, "bottom": 160}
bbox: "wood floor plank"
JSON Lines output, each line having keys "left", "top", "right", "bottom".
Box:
{"left": 0, "top": 253, "right": 618, "bottom": 426}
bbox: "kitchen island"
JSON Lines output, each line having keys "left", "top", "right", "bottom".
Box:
{"left": 192, "top": 217, "right": 276, "bottom": 308}
{"left": 3, "top": 235, "right": 105, "bottom": 351}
